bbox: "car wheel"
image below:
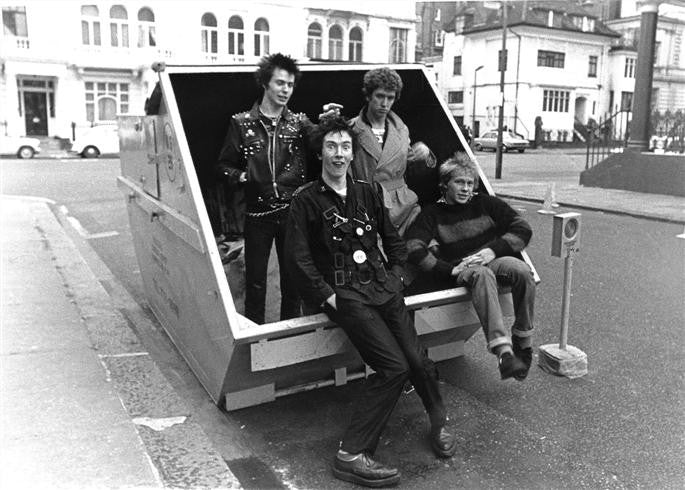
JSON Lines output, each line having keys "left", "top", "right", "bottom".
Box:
{"left": 518, "top": 149, "right": 525, "bottom": 153}
{"left": 17, "top": 146, "right": 35, "bottom": 159}
{"left": 474, "top": 143, "right": 483, "bottom": 151}
{"left": 82, "top": 146, "right": 100, "bottom": 158}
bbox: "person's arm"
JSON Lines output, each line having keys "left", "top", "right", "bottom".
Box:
{"left": 373, "top": 185, "right": 407, "bottom": 275}
{"left": 481, "top": 196, "right": 532, "bottom": 258}
{"left": 216, "top": 117, "right": 247, "bottom": 185}
{"left": 284, "top": 195, "right": 335, "bottom": 307}
{"left": 405, "top": 208, "right": 456, "bottom": 279}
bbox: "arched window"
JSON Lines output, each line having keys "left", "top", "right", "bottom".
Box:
{"left": 81, "top": 5, "right": 101, "bottom": 46}
{"left": 228, "top": 15, "right": 244, "bottom": 56}
{"left": 109, "top": 5, "right": 129, "bottom": 48}
{"left": 329, "top": 24, "right": 343, "bottom": 60}
{"left": 307, "top": 22, "right": 322, "bottom": 59}
{"left": 348, "top": 27, "right": 363, "bottom": 62}
{"left": 201, "top": 13, "right": 218, "bottom": 54}
{"left": 137, "top": 7, "right": 156, "bottom": 47}
{"left": 254, "top": 18, "right": 269, "bottom": 56}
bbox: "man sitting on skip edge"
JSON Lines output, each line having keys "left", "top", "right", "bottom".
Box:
{"left": 285, "top": 116, "right": 457, "bottom": 488}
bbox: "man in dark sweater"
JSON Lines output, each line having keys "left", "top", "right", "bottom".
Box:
{"left": 405, "top": 153, "right": 535, "bottom": 380}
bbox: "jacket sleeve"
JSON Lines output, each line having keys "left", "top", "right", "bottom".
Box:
{"left": 373, "top": 185, "right": 408, "bottom": 273}
{"left": 285, "top": 195, "right": 334, "bottom": 307}
{"left": 216, "top": 117, "right": 246, "bottom": 186}
{"left": 483, "top": 196, "right": 532, "bottom": 257}
{"left": 299, "top": 114, "right": 321, "bottom": 182}
{"left": 405, "top": 207, "right": 454, "bottom": 280}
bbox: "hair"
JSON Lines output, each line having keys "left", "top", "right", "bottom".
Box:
{"left": 254, "top": 53, "right": 301, "bottom": 88}
{"left": 362, "top": 67, "right": 403, "bottom": 101}
{"left": 438, "top": 152, "right": 479, "bottom": 192}
{"left": 312, "top": 115, "right": 358, "bottom": 154}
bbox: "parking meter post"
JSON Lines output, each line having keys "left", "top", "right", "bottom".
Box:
{"left": 559, "top": 247, "right": 574, "bottom": 350}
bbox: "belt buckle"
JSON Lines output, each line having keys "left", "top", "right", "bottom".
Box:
{"left": 334, "top": 270, "right": 345, "bottom": 286}
{"left": 358, "top": 269, "right": 372, "bottom": 285}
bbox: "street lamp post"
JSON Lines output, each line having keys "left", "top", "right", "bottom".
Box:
{"left": 495, "top": 1, "right": 508, "bottom": 179}
{"left": 472, "top": 65, "right": 484, "bottom": 140}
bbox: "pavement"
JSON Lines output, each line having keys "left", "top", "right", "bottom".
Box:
{"left": 0, "top": 148, "right": 683, "bottom": 489}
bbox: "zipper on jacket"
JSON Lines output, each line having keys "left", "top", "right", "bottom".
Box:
{"left": 260, "top": 118, "right": 280, "bottom": 199}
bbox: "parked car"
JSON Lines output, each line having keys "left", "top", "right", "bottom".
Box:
{"left": 0, "top": 135, "right": 41, "bottom": 159}
{"left": 70, "top": 124, "right": 120, "bottom": 158}
{"left": 473, "top": 130, "right": 529, "bottom": 153}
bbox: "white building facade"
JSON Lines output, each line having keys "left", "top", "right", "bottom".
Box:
{"left": 439, "top": 2, "right": 620, "bottom": 142}
{"left": 0, "top": 1, "right": 417, "bottom": 140}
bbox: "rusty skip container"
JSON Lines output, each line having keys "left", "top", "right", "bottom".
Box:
{"left": 117, "top": 63, "right": 537, "bottom": 411}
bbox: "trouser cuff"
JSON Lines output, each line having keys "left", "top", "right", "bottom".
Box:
{"left": 487, "top": 336, "right": 512, "bottom": 353}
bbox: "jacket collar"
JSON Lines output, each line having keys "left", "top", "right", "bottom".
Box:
{"left": 353, "top": 107, "right": 403, "bottom": 167}
{"left": 248, "top": 101, "right": 293, "bottom": 122}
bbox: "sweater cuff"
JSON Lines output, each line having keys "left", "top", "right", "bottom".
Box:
{"left": 488, "top": 238, "right": 511, "bottom": 258}
{"left": 434, "top": 260, "right": 454, "bottom": 279}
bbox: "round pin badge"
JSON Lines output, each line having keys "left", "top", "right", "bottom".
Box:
{"left": 356, "top": 227, "right": 364, "bottom": 236}
{"left": 352, "top": 250, "right": 367, "bottom": 264}
{"left": 365, "top": 224, "right": 372, "bottom": 231}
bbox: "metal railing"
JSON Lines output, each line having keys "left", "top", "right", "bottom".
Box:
{"left": 585, "top": 109, "right": 631, "bottom": 170}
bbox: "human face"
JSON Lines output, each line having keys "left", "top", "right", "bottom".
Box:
{"left": 321, "top": 131, "right": 353, "bottom": 183}
{"left": 444, "top": 170, "right": 476, "bottom": 205}
{"left": 263, "top": 68, "right": 295, "bottom": 109}
{"left": 366, "top": 88, "right": 396, "bottom": 120}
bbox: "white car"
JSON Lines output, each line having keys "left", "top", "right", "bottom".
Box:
{"left": 70, "top": 124, "right": 120, "bottom": 158}
{"left": 473, "top": 130, "right": 530, "bottom": 153}
{"left": 0, "top": 135, "right": 41, "bottom": 159}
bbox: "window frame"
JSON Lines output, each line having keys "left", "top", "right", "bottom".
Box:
{"left": 348, "top": 26, "right": 363, "bottom": 62}
{"left": 2, "top": 6, "right": 28, "bottom": 37}
{"left": 109, "top": 5, "right": 129, "bottom": 48}
{"left": 624, "top": 57, "right": 636, "bottom": 78}
{"left": 537, "top": 50, "right": 565, "bottom": 68}
{"left": 228, "top": 15, "right": 244, "bottom": 56}
{"left": 137, "top": 7, "right": 156, "bottom": 47}
{"left": 84, "top": 81, "right": 129, "bottom": 123}
{"left": 389, "top": 27, "right": 408, "bottom": 63}
{"left": 81, "top": 5, "right": 101, "bottom": 46}
{"left": 453, "top": 55, "right": 462, "bottom": 75}
{"left": 328, "top": 24, "right": 343, "bottom": 61}
{"left": 588, "top": 55, "right": 598, "bottom": 77}
{"left": 447, "top": 91, "right": 464, "bottom": 104}
{"left": 201, "top": 13, "right": 218, "bottom": 54}
{"left": 254, "top": 17, "right": 270, "bottom": 56}
{"left": 542, "top": 89, "right": 570, "bottom": 112}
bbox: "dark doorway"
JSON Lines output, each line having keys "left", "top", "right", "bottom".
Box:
{"left": 24, "top": 92, "right": 48, "bottom": 136}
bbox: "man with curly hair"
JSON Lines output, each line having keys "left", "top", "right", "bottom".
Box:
{"left": 328, "top": 67, "right": 432, "bottom": 236}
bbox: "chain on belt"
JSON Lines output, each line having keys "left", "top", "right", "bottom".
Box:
{"left": 245, "top": 203, "right": 289, "bottom": 218}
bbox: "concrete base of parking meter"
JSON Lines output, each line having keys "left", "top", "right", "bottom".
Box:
{"left": 538, "top": 343, "right": 588, "bottom": 379}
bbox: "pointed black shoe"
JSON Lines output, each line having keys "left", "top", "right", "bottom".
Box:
{"left": 333, "top": 453, "right": 400, "bottom": 488}
{"left": 498, "top": 351, "right": 528, "bottom": 380}
{"left": 512, "top": 343, "right": 533, "bottom": 381}
{"left": 430, "top": 426, "right": 457, "bottom": 458}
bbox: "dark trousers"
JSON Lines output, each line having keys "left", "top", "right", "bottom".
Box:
{"left": 327, "top": 293, "right": 446, "bottom": 455}
{"left": 244, "top": 211, "right": 301, "bottom": 324}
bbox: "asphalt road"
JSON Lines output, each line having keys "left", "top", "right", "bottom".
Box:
{"left": 2, "top": 156, "right": 683, "bottom": 488}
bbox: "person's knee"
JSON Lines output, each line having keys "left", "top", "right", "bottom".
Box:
{"left": 471, "top": 265, "right": 496, "bottom": 284}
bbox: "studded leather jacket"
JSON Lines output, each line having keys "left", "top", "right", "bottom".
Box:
{"left": 286, "top": 176, "right": 407, "bottom": 307}
{"left": 217, "top": 102, "right": 315, "bottom": 213}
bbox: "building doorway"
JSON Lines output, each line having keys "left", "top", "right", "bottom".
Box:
{"left": 23, "top": 91, "right": 48, "bottom": 136}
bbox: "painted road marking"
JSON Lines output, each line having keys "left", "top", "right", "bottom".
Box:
{"left": 59, "top": 204, "right": 120, "bottom": 239}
